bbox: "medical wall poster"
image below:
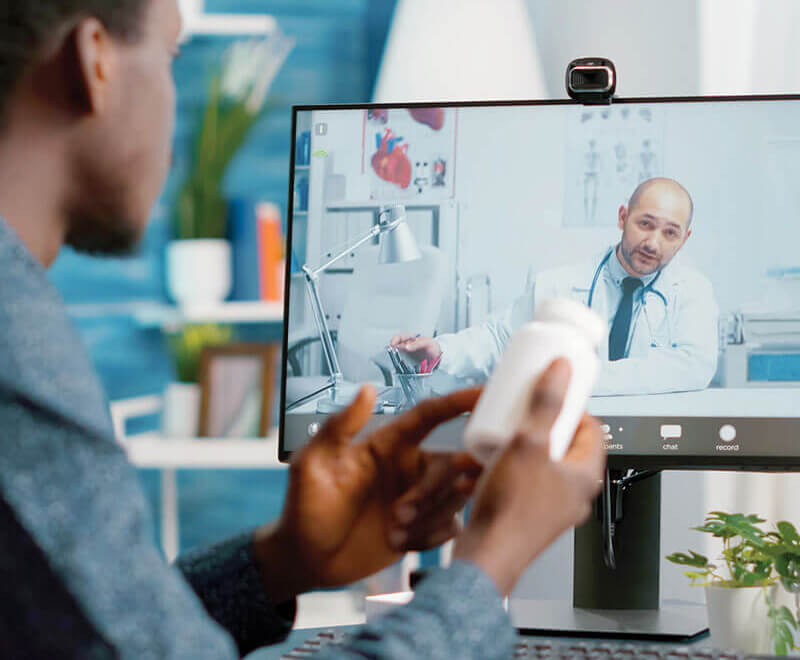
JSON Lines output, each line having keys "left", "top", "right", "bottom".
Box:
{"left": 564, "top": 104, "right": 665, "bottom": 227}
{"left": 363, "top": 107, "right": 458, "bottom": 201}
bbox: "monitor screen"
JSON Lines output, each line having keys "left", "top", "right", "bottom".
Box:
{"left": 280, "top": 97, "right": 800, "bottom": 469}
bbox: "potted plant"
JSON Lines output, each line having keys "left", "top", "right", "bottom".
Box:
{"left": 167, "top": 32, "right": 294, "bottom": 306}
{"left": 163, "top": 324, "right": 232, "bottom": 438}
{"left": 667, "top": 511, "right": 800, "bottom": 655}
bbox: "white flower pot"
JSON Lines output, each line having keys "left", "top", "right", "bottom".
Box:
{"left": 167, "top": 239, "right": 232, "bottom": 306}
{"left": 705, "top": 584, "right": 778, "bottom": 654}
{"left": 162, "top": 382, "right": 201, "bottom": 439}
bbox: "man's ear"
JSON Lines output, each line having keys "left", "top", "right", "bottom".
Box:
{"left": 617, "top": 205, "right": 627, "bottom": 231}
{"left": 71, "top": 17, "right": 114, "bottom": 114}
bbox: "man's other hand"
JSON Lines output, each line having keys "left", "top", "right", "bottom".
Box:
{"left": 254, "top": 386, "right": 482, "bottom": 603}
{"left": 453, "top": 359, "right": 606, "bottom": 596}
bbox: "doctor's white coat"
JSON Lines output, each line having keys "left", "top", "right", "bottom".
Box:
{"left": 437, "top": 251, "right": 719, "bottom": 396}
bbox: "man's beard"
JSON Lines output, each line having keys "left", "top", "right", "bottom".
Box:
{"left": 620, "top": 242, "right": 661, "bottom": 276}
{"left": 64, "top": 211, "right": 141, "bottom": 257}
{"left": 65, "top": 153, "right": 147, "bottom": 257}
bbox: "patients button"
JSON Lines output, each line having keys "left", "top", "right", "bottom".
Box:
{"left": 719, "top": 424, "right": 737, "bottom": 443}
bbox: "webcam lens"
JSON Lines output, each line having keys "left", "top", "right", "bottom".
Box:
{"left": 571, "top": 68, "right": 610, "bottom": 90}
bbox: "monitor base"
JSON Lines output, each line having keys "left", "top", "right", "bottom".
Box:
{"left": 509, "top": 599, "right": 709, "bottom": 642}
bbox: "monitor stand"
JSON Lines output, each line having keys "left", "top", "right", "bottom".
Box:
{"left": 510, "top": 472, "right": 709, "bottom": 641}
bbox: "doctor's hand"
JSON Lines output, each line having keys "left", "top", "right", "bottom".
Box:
{"left": 391, "top": 333, "right": 442, "bottom": 365}
{"left": 253, "top": 385, "right": 483, "bottom": 604}
{"left": 453, "top": 360, "right": 606, "bottom": 597}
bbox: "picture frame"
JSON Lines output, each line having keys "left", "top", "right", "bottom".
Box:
{"left": 199, "top": 343, "right": 277, "bottom": 438}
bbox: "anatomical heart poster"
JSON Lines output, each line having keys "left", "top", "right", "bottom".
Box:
{"left": 363, "top": 107, "right": 458, "bottom": 201}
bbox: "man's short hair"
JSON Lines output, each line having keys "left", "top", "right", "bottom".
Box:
{"left": 628, "top": 177, "right": 694, "bottom": 226}
{"left": 0, "top": 0, "right": 148, "bottom": 125}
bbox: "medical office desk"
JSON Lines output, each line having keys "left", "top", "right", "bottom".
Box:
{"left": 588, "top": 387, "right": 797, "bottom": 419}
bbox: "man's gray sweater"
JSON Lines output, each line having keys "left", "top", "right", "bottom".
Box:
{"left": 0, "top": 217, "right": 515, "bottom": 659}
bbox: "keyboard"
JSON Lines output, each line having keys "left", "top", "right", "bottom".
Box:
{"left": 280, "top": 630, "right": 772, "bottom": 659}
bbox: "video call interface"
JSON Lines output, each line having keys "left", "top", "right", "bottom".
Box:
{"left": 282, "top": 99, "right": 800, "bottom": 460}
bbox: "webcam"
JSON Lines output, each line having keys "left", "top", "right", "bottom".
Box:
{"left": 566, "top": 57, "right": 616, "bottom": 105}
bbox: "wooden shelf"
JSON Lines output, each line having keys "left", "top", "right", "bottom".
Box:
{"left": 133, "top": 301, "right": 284, "bottom": 329}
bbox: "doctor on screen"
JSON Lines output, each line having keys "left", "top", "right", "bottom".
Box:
{"left": 392, "top": 177, "right": 719, "bottom": 396}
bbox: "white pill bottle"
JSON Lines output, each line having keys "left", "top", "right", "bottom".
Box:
{"left": 463, "top": 298, "right": 607, "bottom": 463}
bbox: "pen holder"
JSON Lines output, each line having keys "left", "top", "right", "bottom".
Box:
{"left": 393, "top": 373, "right": 435, "bottom": 409}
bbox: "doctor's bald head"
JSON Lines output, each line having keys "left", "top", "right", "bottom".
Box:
{"left": 628, "top": 178, "right": 694, "bottom": 226}
{"left": 617, "top": 178, "right": 693, "bottom": 277}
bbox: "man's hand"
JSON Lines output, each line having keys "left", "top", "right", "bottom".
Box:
{"left": 453, "top": 360, "right": 606, "bottom": 596}
{"left": 391, "top": 333, "right": 442, "bottom": 365}
{"left": 254, "top": 386, "right": 483, "bottom": 603}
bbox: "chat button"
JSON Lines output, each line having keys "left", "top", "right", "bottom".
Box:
{"left": 660, "top": 424, "right": 682, "bottom": 451}
{"left": 660, "top": 424, "right": 682, "bottom": 440}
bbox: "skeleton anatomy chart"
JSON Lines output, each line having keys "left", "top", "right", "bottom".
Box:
{"left": 564, "top": 105, "right": 664, "bottom": 227}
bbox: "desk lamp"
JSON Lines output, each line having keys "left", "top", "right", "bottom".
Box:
{"left": 299, "top": 204, "right": 421, "bottom": 413}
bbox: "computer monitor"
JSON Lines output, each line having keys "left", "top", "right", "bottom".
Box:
{"left": 280, "top": 95, "right": 800, "bottom": 472}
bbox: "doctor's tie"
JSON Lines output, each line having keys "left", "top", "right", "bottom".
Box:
{"left": 609, "top": 277, "right": 643, "bottom": 361}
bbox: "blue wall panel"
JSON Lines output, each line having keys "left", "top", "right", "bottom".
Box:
{"left": 47, "top": 1, "right": 395, "bottom": 552}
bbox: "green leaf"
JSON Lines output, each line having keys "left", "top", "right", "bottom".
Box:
{"left": 754, "top": 561, "right": 773, "bottom": 581}
{"left": 683, "top": 570, "right": 714, "bottom": 587}
{"left": 768, "top": 604, "right": 797, "bottom": 656}
{"left": 666, "top": 551, "right": 709, "bottom": 568}
{"left": 768, "top": 606, "right": 797, "bottom": 656}
{"left": 775, "top": 554, "right": 800, "bottom": 594}
{"left": 694, "top": 512, "right": 767, "bottom": 546}
{"left": 778, "top": 521, "right": 800, "bottom": 544}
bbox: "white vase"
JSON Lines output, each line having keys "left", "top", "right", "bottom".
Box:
{"left": 162, "top": 382, "right": 201, "bottom": 439}
{"left": 167, "top": 239, "right": 232, "bottom": 306}
{"left": 705, "top": 584, "right": 778, "bottom": 654}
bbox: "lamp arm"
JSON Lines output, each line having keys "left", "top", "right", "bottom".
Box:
{"left": 299, "top": 215, "right": 400, "bottom": 390}
{"left": 302, "top": 266, "right": 342, "bottom": 382}
{"left": 300, "top": 223, "right": 383, "bottom": 382}
{"left": 310, "top": 224, "right": 382, "bottom": 278}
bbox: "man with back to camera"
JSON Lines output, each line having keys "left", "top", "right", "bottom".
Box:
{"left": 394, "top": 177, "right": 719, "bottom": 396}
{"left": 0, "top": 1, "right": 605, "bottom": 658}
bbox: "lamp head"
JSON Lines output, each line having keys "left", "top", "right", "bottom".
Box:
{"left": 378, "top": 204, "right": 422, "bottom": 264}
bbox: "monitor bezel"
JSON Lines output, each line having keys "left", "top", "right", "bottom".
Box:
{"left": 279, "top": 94, "right": 800, "bottom": 470}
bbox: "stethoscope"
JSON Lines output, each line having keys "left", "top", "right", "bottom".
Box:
{"left": 588, "top": 246, "right": 669, "bottom": 348}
